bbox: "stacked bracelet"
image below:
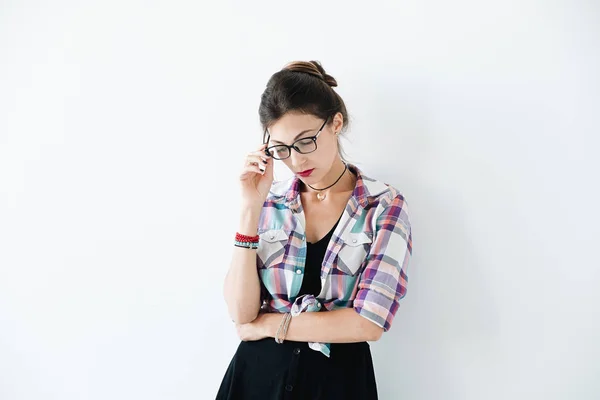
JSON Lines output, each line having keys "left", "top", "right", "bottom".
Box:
{"left": 234, "top": 232, "right": 259, "bottom": 249}
{"left": 274, "top": 312, "right": 292, "bottom": 344}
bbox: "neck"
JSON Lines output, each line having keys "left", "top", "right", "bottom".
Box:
{"left": 301, "top": 159, "right": 355, "bottom": 194}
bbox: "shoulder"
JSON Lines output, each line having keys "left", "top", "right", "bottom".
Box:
{"left": 355, "top": 166, "right": 408, "bottom": 209}
{"left": 355, "top": 167, "right": 411, "bottom": 237}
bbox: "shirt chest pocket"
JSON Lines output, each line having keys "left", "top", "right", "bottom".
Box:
{"left": 256, "top": 229, "right": 290, "bottom": 269}
{"left": 336, "top": 231, "right": 373, "bottom": 276}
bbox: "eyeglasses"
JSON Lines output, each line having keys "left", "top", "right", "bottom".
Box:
{"left": 262, "top": 117, "right": 329, "bottom": 160}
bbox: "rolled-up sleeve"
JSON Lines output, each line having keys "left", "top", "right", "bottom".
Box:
{"left": 353, "top": 193, "right": 412, "bottom": 332}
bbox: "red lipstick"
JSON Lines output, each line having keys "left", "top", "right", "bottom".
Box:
{"left": 297, "top": 168, "right": 314, "bottom": 177}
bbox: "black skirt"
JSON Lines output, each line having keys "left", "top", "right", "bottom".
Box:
{"left": 216, "top": 337, "right": 378, "bottom": 400}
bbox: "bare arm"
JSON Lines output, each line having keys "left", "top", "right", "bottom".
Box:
{"left": 224, "top": 141, "right": 275, "bottom": 324}
{"left": 258, "top": 308, "right": 384, "bottom": 343}
{"left": 223, "top": 207, "right": 262, "bottom": 324}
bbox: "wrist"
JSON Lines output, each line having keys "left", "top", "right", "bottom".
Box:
{"left": 264, "top": 313, "right": 280, "bottom": 338}
{"left": 238, "top": 210, "right": 261, "bottom": 236}
{"left": 240, "top": 202, "right": 263, "bottom": 216}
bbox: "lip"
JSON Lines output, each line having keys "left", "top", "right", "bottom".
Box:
{"left": 297, "top": 168, "right": 314, "bottom": 177}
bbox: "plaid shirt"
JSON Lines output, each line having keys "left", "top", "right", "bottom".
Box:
{"left": 256, "top": 163, "right": 412, "bottom": 355}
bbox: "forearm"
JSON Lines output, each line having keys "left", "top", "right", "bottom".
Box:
{"left": 223, "top": 209, "right": 262, "bottom": 324}
{"left": 265, "top": 308, "right": 383, "bottom": 343}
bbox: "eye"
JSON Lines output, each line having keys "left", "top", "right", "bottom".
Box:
{"left": 296, "top": 138, "right": 314, "bottom": 146}
{"left": 270, "top": 146, "right": 289, "bottom": 155}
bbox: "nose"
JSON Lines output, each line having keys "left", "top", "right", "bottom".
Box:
{"left": 289, "top": 150, "right": 307, "bottom": 170}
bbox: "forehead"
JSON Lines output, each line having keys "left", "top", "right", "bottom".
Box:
{"left": 267, "top": 112, "right": 321, "bottom": 142}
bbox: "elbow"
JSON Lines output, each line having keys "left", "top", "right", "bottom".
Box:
{"left": 223, "top": 291, "right": 260, "bottom": 324}
{"left": 231, "top": 312, "right": 258, "bottom": 325}
{"left": 368, "top": 326, "right": 384, "bottom": 341}
{"left": 227, "top": 305, "right": 259, "bottom": 325}
{"left": 354, "top": 307, "right": 384, "bottom": 341}
{"left": 358, "top": 314, "right": 384, "bottom": 341}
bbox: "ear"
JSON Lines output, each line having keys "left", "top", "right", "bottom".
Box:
{"left": 331, "top": 112, "right": 344, "bottom": 134}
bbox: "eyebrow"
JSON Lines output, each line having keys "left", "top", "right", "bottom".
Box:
{"left": 269, "top": 128, "right": 316, "bottom": 144}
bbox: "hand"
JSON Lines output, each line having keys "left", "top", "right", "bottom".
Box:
{"left": 235, "top": 312, "right": 276, "bottom": 342}
{"left": 239, "top": 143, "right": 274, "bottom": 208}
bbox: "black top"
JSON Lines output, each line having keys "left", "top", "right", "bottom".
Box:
{"left": 297, "top": 213, "right": 343, "bottom": 297}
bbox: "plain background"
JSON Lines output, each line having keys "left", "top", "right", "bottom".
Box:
{"left": 1, "top": 1, "right": 599, "bottom": 399}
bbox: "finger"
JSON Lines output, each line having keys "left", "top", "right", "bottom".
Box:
{"left": 249, "top": 151, "right": 272, "bottom": 163}
{"left": 252, "top": 145, "right": 272, "bottom": 157}
{"left": 246, "top": 154, "right": 269, "bottom": 166}
{"left": 244, "top": 156, "right": 271, "bottom": 176}
{"left": 244, "top": 157, "right": 268, "bottom": 171}
{"left": 240, "top": 164, "right": 266, "bottom": 177}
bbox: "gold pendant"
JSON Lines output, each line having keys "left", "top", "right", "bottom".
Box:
{"left": 317, "top": 191, "right": 326, "bottom": 201}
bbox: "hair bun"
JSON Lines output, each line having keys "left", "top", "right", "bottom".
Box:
{"left": 283, "top": 60, "right": 338, "bottom": 87}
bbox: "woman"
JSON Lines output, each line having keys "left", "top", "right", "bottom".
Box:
{"left": 217, "top": 60, "right": 413, "bottom": 400}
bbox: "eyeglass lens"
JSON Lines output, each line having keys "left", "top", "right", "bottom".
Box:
{"left": 268, "top": 138, "right": 317, "bottom": 159}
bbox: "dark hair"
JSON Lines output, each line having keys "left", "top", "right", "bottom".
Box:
{"left": 259, "top": 60, "right": 350, "bottom": 160}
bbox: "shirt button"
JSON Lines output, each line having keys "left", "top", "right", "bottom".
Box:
{"left": 285, "top": 384, "right": 294, "bottom": 391}
{"left": 270, "top": 235, "right": 275, "bottom": 240}
{"left": 296, "top": 269, "right": 302, "bottom": 274}
{"left": 293, "top": 348, "right": 301, "bottom": 355}
{"left": 316, "top": 302, "right": 321, "bottom": 308}
{"left": 352, "top": 238, "right": 357, "bottom": 243}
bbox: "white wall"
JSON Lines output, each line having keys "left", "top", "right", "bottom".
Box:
{"left": 1, "top": 1, "right": 598, "bottom": 399}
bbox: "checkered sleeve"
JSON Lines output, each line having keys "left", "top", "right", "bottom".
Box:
{"left": 353, "top": 193, "right": 412, "bottom": 332}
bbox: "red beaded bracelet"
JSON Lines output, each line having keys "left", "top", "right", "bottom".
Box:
{"left": 235, "top": 232, "right": 259, "bottom": 243}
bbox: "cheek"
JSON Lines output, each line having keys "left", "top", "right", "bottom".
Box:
{"left": 319, "top": 138, "right": 338, "bottom": 158}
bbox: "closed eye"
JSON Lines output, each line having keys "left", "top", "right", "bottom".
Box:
{"left": 295, "top": 138, "right": 314, "bottom": 146}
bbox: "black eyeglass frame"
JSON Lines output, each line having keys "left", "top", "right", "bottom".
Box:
{"left": 262, "top": 117, "right": 330, "bottom": 160}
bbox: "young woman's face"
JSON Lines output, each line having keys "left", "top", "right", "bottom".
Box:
{"left": 266, "top": 111, "right": 342, "bottom": 183}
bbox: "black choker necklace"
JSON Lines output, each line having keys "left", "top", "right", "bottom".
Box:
{"left": 305, "top": 162, "right": 348, "bottom": 201}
